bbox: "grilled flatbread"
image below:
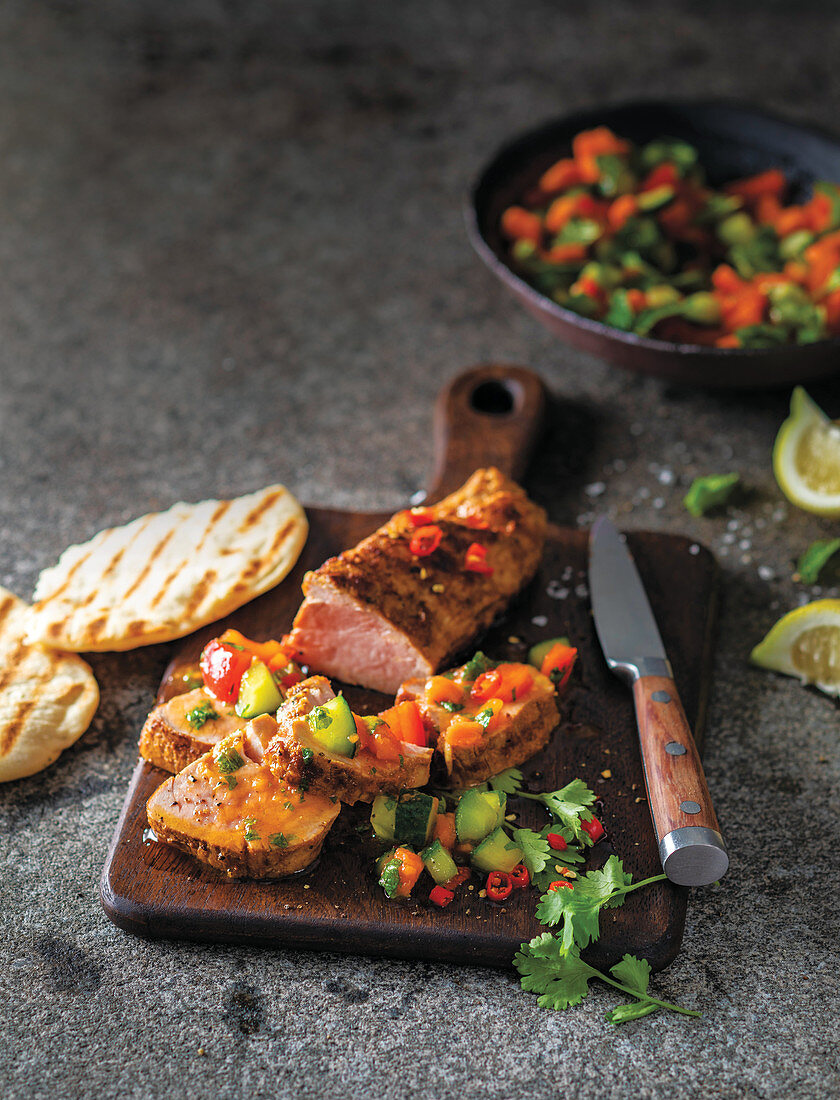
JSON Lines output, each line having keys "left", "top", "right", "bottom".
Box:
{"left": 0, "top": 587, "right": 99, "bottom": 782}
{"left": 25, "top": 485, "right": 308, "bottom": 652}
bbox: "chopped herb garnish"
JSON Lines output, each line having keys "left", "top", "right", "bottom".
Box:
{"left": 462, "top": 651, "right": 494, "bottom": 681}
{"left": 186, "top": 702, "right": 218, "bottom": 730}
{"left": 308, "top": 707, "right": 331, "bottom": 731}
{"left": 214, "top": 745, "right": 245, "bottom": 774}
{"left": 439, "top": 700, "right": 464, "bottom": 712}
{"left": 244, "top": 818, "right": 260, "bottom": 842}
{"left": 302, "top": 747, "right": 314, "bottom": 763}
{"left": 269, "top": 832, "right": 289, "bottom": 849}
{"left": 475, "top": 707, "right": 495, "bottom": 729}
{"left": 223, "top": 776, "right": 237, "bottom": 791}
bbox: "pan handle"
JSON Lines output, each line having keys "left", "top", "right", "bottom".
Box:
{"left": 424, "top": 364, "right": 548, "bottom": 501}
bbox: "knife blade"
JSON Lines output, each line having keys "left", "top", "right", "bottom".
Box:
{"left": 588, "top": 517, "right": 728, "bottom": 887}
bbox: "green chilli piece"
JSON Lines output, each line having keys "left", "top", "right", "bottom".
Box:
{"left": 683, "top": 473, "right": 740, "bottom": 517}
{"left": 796, "top": 539, "right": 840, "bottom": 584}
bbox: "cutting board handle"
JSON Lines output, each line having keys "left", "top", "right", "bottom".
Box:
{"left": 425, "top": 365, "right": 548, "bottom": 501}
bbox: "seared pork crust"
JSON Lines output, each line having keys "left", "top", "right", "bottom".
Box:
{"left": 267, "top": 736, "right": 432, "bottom": 805}
{"left": 287, "top": 468, "right": 547, "bottom": 686}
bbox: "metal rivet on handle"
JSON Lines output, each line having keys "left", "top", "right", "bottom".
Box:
{"left": 666, "top": 741, "right": 687, "bottom": 756}
{"left": 680, "top": 800, "right": 701, "bottom": 814}
{"left": 652, "top": 690, "right": 671, "bottom": 703}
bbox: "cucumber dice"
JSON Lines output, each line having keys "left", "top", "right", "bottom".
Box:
{"left": 235, "top": 660, "right": 283, "bottom": 719}
{"left": 371, "top": 791, "right": 439, "bottom": 847}
{"left": 306, "top": 695, "right": 357, "bottom": 758}
{"left": 455, "top": 789, "right": 506, "bottom": 843}
{"left": 471, "top": 826, "right": 524, "bottom": 874}
{"left": 420, "top": 839, "right": 458, "bottom": 885}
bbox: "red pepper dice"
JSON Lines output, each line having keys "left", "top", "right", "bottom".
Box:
{"left": 581, "top": 816, "right": 606, "bottom": 842}
{"left": 429, "top": 885, "right": 455, "bottom": 908}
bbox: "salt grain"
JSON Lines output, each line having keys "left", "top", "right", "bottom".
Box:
{"left": 688, "top": 544, "right": 700, "bottom": 556}
{"left": 531, "top": 614, "right": 548, "bottom": 627}
{"left": 758, "top": 565, "right": 775, "bottom": 581}
{"left": 585, "top": 482, "right": 606, "bottom": 498}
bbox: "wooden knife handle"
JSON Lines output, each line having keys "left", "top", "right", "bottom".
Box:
{"left": 425, "top": 364, "right": 548, "bottom": 501}
{"left": 633, "top": 675, "right": 728, "bottom": 887}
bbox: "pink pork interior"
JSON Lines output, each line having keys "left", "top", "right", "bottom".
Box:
{"left": 287, "top": 579, "right": 432, "bottom": 695}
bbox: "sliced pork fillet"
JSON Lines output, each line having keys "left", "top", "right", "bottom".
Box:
{"left": 285, "top": 467, "right": 547, "bottom": 694}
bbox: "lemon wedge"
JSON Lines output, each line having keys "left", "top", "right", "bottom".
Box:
{"left": 750, "top": 599, "right": 840, "bottom": 696}
{"left": 772, "top": 387, "right": 840, "bottom": 516}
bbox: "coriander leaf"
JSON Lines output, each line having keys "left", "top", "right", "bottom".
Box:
{"left": 610, "top": 953, "right": 651, "bottom": 994}
{"left": 606, "top": 1001, "right": 660, "bottom": 1025}
{"left": 512, "top": 828, "right": 553, "bottom": 876}
{"left": 514, "top": 934, "right": 595, "bottom": 1011}
{"left": 269, "top": 832, "right": 289, "bottom": 849}
{"left": 214, "top": 745, "right": 245, "bottom": 774}
{"left": 578, "top": 855, "right": 633, "bottom": 909}
{"left": 523, "top": 779, "right": 596, "bottom": 843}
{"left": 796, "top": 538, "right": 840, "bottom": 584}
{"left": 536, "top": 883, "right": 603, "bottom": 951}
{"left": 535, "top": 857, "right": 635, "bottom": 950}
{"left": 308, "top": 707, "right": 331, "bottom": 731}
{"left": 683, "top": 473, "right": 739, "bottom": 517}
{"left": 243, "top": 818, "right": 260, "bottom": 842}
{"left": 488, "top": 768, "right": 524, "bottom": 795}
{"left": 438, "top": 700, "right": 463, "bottom": 712}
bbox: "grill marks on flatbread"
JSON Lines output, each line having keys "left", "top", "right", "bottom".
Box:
{"left": 0, "top": 587, "right": 99, "bottom": 782}
{"left": 25, "top": 485, "right": 308, "bottom": 652}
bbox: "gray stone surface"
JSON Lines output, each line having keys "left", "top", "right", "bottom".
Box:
{"left": 1, "top": 2, "right": 839, "bottom": 1097}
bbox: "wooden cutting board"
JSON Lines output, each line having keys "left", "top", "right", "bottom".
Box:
{"left": 100, "top": 366, "right": 718, "bottom": 971}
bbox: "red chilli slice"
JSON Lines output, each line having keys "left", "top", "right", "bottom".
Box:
{"left": 464, "top": 542, "right": 494, "bottom": 575}
{"left": 409, "top": 525, "right": 443, "bottom": 557}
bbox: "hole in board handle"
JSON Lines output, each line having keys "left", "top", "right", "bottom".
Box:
{"left": 469, "top": 379, "right": 520, "bottom": 417}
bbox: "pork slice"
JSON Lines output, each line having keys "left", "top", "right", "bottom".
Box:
{"left": 139, "top": 687, "right": 246, "bottom": 774}
{"left": 397, "top": 665, "right": 559, "bottom": 788}
{"left": 265, "top": 674, "right": 433, "bottom": 804}
{"left": 146, "top": 716, "right": 339, "bottom": 879}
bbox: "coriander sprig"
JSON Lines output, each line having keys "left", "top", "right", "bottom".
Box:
{"left": 515, "top": 936, "right": 700, "bottom": 1022}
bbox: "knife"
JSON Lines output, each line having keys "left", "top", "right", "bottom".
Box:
{"left": 588, "top": 517, "right": 729, "bottom": 887}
